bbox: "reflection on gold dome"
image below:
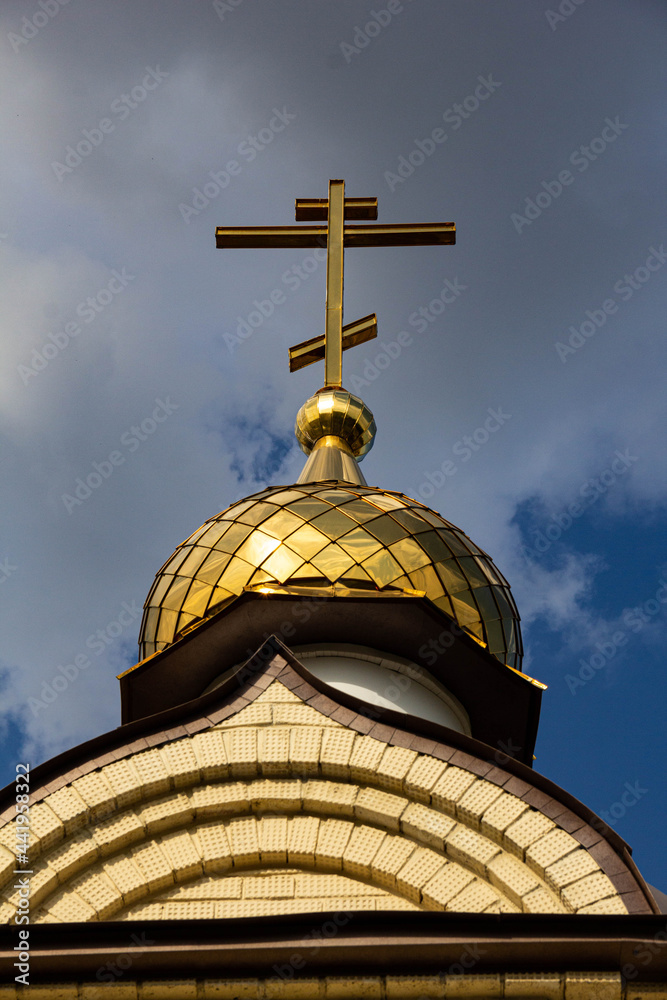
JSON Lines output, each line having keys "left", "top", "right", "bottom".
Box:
{"left": 139, "top": 483, "right": 523, "bottom": 671}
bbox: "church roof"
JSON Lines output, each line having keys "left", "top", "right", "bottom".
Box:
{"left": 0, "top": 638, "right": 656, "bottom": 929}
{"left": 126, "top": 590, "right": 541, "bottom": 763}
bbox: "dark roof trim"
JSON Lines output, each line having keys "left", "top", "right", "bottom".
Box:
{"left": 1, "top": 912, "right": 666, "bottom": 981}
{"left": 120, "top": 592, "right": 542, "bottom": 761}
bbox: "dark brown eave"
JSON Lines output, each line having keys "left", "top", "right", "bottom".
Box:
{"left": 1, "top": 913, "right": 667, "bottom": 981}
{"left": 120, "top": 591, "right": 542, "bottom": 763}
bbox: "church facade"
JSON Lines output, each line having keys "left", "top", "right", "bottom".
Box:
{"left": 1, "top": 182, "right": 665, "bottom": 997}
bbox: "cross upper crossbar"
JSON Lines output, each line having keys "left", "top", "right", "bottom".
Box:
{"left": 295, "top": 196, "right": 377, "bottom": 221}
{"left": 216, "top": 179, "right": 455, "bottom": 387}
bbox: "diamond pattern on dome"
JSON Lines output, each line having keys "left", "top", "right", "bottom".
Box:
{"left": 337, "top": 527, "right": 383, "bottom": 560}
{"left": 340, "top": 564, "right": 374, "bottom": 586}
{"left": 437, "top": 561, "right": 469, "bottom": 595}
{"left": 286, "top": 497, "right": 333, "bottom": 519}
{"left": 360, "top": 547, "right": 404, "bottom": 587}
{"left": 235, "top": 530, "right": 281, "bottom": 566}
{"left": 197, "top": 550, "right": 233, "bottom": 584}
{"left": 408, "top": 564, "right": 445, "bottom": 600}
{"left": 160, "top": 575, "right": 193, "bottom": 612}
{"left": 387, "top": 507, "right": 434, "bottom": 534}
{"left": 364, "top": 492, "right": 408, "bottom": 512}
{"left": 218, "top": 556, "right": 254, "bottom": 592}
{"left": 261, "top": 545, "right": 305, "bottom": 583}
{"left": 309, "top": 507, "right": 358, "bottom": 540}
{"left": 433, "top": 594, "right": 455, "bottom": 618}
{"left": 290, "top": 562, "right": 320, "bottom": 580}
{"left": 138, "top": 483, "right": 523, "bottom": 671}
{"left": 213, "top": 521, "right": 254, "bottom": 552}
{"left": 259, "top": 509, "right": 304, "bottom": 540}
{"left": 284, "top": 523, "right": 331, "bottom": 560}
{"left": 365, "top": 515, "right": 409, "bottom": 546}
{"left": 388, "top": 537, "right": 432, "bottom": 574}
{"left": 234, "top": 503, "right": 279, "bottom": 527}
{"left": 486, "top": 619, "right": 505, "bottom": 656}
{"left": 310, "top": 543, "right": 357, "bottom": 581}
{"left": 335, "top": 499, "right": 384, "bottom": 524}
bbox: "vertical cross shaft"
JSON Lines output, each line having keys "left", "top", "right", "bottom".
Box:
{"left": 325, "top": 180, "right": 345, "bottom": 387}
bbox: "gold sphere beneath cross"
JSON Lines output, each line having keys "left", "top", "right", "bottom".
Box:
{"left": 295, "top": 389, "right": 376, "bottom": 459}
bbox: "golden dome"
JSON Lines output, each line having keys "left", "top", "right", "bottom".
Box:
{"left": 139, "top": 483, "right": 522, "bottom": 670}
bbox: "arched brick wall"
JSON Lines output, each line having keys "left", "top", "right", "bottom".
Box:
{"left": 0, "top": 681, "right": 630, "bottom": 922}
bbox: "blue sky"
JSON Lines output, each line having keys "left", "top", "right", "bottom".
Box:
{"left": 0, "top": 0, "right": 665, "bottom": 891}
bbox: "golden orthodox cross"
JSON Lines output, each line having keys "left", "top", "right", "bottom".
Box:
{"left": 216, "top": 179, "right": 455, "bottom": 387}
